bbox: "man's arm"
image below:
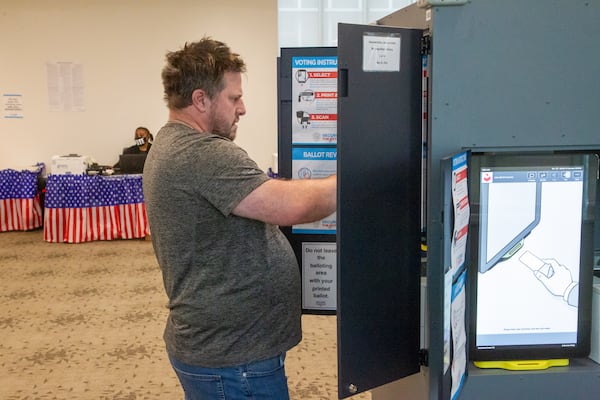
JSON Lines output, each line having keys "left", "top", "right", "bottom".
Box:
{"left": 232, "top": 175, "right": 336, "bottom": 226}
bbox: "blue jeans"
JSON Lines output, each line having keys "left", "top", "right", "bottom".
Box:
{"left": 168, "top": 353, "right": 290, "bottom": 400}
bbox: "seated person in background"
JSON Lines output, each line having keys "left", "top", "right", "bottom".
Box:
{"left": 124, "top": 126, "right": 153, "bottom": 154}
{"left": 114, "top": 127, "right": 153, "bottom": 169}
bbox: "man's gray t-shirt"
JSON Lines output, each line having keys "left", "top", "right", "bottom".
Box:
{"left": 143, "top": 122, "right": 301, "bottom": 367}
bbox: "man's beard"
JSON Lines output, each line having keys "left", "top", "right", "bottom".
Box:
{"left": 209, "top": 110, "right": 237, "bottom": 141}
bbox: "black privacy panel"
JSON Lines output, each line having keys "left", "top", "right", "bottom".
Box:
{"left": 336, "top": 23, "right": 423, "bottom": 398}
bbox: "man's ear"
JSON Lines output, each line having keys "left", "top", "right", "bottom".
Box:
{"left": 192, "top": 89, "right": 209, "bottom": 112}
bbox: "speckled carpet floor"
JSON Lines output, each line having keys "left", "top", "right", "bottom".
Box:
{"left": 0, "top": 230, "right": 370, "bottom": 400}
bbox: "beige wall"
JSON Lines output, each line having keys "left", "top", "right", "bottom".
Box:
{"left": 0, "top": 0, "right": 278, "bottom": 172}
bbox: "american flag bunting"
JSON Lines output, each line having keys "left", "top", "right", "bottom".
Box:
{"left": 43, "top": 174, "right": 150, "bottom": 243}
{"left": 0, "top": 166, "right": 43, "bottom": 232}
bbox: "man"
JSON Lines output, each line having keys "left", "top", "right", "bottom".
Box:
{"left": 143, "top": 37, "right": 336, "bottom": 399}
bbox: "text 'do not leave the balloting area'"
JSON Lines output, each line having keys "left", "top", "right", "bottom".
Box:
{"left": 302, "top": 242, "right": 336, "bottom": 310}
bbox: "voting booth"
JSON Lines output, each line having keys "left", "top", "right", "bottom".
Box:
{"left": 370, "top": 1, "right": 600, "bottom": 399}
{"left": 279, "top": 1, "right": 600, "bottom": 399}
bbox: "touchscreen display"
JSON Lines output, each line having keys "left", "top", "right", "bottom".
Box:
{"left": 468, "top": 152, "right": 596, "bottom": 361}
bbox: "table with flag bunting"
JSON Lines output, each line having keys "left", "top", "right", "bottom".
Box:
{"left": 43, "top": 173, "right": 150, "bottom": 243}
{"left": 0, "top": 165, "right": 44, "bottom": 232}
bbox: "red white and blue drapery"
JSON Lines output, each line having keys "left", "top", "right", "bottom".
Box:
{"left": 0, "top": 165, "right": 44, "bottom": 232}
{"left": 44, "top": 174, "right": 149, "bottom": 243}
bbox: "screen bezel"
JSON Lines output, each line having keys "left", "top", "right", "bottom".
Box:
{"left": 468, "top": 151, "right": 597, "bottom": 361}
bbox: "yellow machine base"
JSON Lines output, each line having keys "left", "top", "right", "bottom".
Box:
{"left": 474, "top": 359, "right": 569, "bottom": 371}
